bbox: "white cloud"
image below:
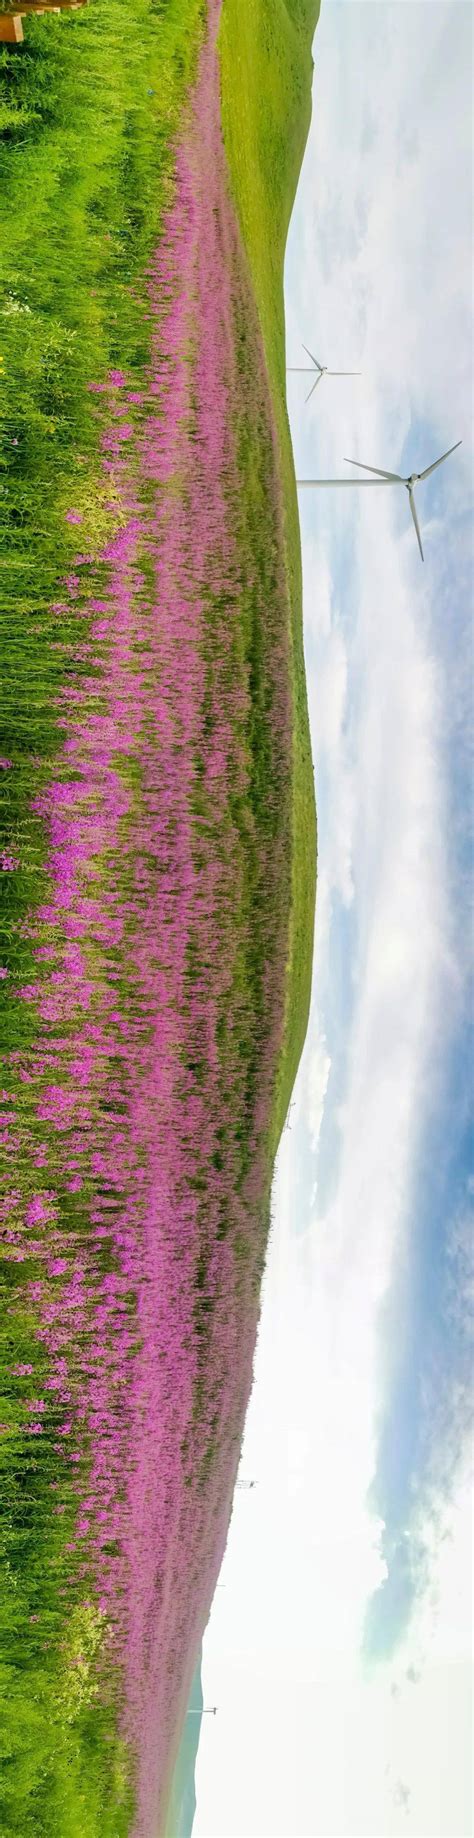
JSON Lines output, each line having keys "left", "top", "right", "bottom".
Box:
{"left": 306, "top": 1023, "right": 331, "bottom": 1152}
{"left": 312, "top": 621, "right": 348, "bottom": 757}
{"left": 291, "top": 0, "right": 469, "bottom": 1300}
{"left": 287, "top": 2, "right": 472, "bottom": 472}
{"left": 194, "top": 1224, "right": 472, "bottom": 1838}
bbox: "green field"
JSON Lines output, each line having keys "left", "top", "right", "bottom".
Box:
{"left": 219, "top": 0, "right": 320, "bottom": 1150}
{"left": 1, "top": 14, "right": 207, "bottom": 1834}
{"left": 0, "top": 3, "right": 320, "bottom": 1832}
{"left": 0, "top": 0, "right": 319, "bottom": 1163}
{"left": 0, "top": 0, "right": 205, "bottom": 1051}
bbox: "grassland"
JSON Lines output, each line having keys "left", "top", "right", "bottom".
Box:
{"left": 1, "top": 11, "right": 206, "bottom": 1833}
{"left": 0, "top": 0, "right": 205, "bottom": 1037}
{"left": 0, "top": 3, "right": 320, "bottom": 1833}
{"left": 219, "top": 0, "right": 321, "bottom": 1148}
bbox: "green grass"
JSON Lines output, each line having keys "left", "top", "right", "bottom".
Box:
{"left": 0, "top": 4, "right": 321, "bottom": 1827}
{"left": 218, "top": 0, "right": 321, "bottom": 1147}
{"left": 0, "top": 0, "right": 205, "bottom": 1009}
{"left": 1, "top": 0, "right": 321, "bottom": 1203}
{"left": 0, "top": 7, "right": 205, "bottom": 1831}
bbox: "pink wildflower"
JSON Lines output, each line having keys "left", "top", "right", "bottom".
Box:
{"left": 26, "top": 1196, "right": 53, "bottom": 1227}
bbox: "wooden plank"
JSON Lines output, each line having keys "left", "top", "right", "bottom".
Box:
{"left": 0, "top": 15, "right": 24, "bottom": 38}
{"left": 0, "top": 1, "right": 87, "bottom": 12}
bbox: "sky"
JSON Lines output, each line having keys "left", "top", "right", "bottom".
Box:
{"left": 193, "top": 3, "right": 473, "bottom": 1834}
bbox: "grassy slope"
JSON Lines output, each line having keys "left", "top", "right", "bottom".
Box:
{"left": 164, "top": 12, "right": 322, "bottom": 1827}
{"left": 0, "top": 4, "right": 319, "bottom": 1829}
{"left": 218, "top": 0, "right": 321, "bottom": 1150}
{"left": 164, "top": 1651, "right": 203, "bottom": 1838}
{"left": 0, "top": 11, "right": 205, "bottom": 1835}
{"left": 0, "top": 0, "right": 205, "bottom": 1037}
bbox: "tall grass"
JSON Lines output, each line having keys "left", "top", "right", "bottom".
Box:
{"left": 0, "top": 3, "right": 320, "bottom": 1831}
{"left": 1, "top": 7, "right": 205, "bottom": 1831}
{"left": 1, "top": 0, "right": 205, "bottom": 993}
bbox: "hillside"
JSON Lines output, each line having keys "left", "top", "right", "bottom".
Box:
{"left": 219, "top": 0, "right": 321, "bottom": 1147}
{"left": 0, "top": 4, "right": 320, "bottom": 1835}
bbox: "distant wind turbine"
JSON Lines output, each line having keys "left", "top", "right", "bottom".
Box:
{"left": 187, "top": 1706, "right": 218, "bottom": 1715}
{"left": 297, "top": 441, "right": 462, "bottom": 559}
{"left": 287, "top": 344, "right": 361, "bottom": 403}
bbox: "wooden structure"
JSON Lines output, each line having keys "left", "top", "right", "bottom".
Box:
{"left": 0, "top": 0, "right": 87, "bottom": 41}
{"left": 0, "top": 15, "right": 24, "bottom": 35}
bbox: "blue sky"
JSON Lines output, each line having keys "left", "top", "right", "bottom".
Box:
{"left": 194, "top": 4, "right": 472, "bottom": 1833}
{"left": 285, "top": 0, "right": 472, "bottom": 1696}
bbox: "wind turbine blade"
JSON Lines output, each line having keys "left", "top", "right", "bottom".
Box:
{"left": 305, "top": 372, "right": 323, "bottom": 402}
{"left": 302, "top": 343, "right": 322, "bottom": 371}
{"left": 344, "top": 455, "right": 403, "bottom": 481}
{"left": 418, "top": 439, "right": 462, "bottom": 481}
{"left": 408, "top": 489, "right": 424, "bottom": 560}
{"left": 297, "top": 478, "right": 392, "bottom": 487}
{"left": 326, "top": 372, "right": 361, "bottom": 377}
{"left": 287, "top": 367, "right": 314, "bottom": 372}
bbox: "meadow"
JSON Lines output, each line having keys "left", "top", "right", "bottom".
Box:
{"left": 0, "top": 2, "right": 318, "bottom": 1832}
{"left": 219, "top": 0, "right": 320, "bottom": 1143}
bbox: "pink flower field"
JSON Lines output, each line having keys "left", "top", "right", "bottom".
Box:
{"left": 0, "top": 3, "right": 304, "bottom": 1832}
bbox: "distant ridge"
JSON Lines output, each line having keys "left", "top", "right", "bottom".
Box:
{"left": 165, "top": 1652, "right": 203, "bottom": 1838}
{"left": 218, "top": 0, "right": 321, "bottom": 1146}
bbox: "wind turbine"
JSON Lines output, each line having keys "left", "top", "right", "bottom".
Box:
{"left": 287, "top": 344, "right": 361, "bottom": 403}
{"left": 297, "top": 441, "right": 462, "bottom": 560}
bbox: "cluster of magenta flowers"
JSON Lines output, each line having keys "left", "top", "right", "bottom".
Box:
{"left": 1, "top": 3, "right": 293, "bottom": 1832}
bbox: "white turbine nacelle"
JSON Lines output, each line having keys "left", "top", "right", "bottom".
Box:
{"left": 287, "top": 343, "right": 360, "bottom": 401}
{"left": 297, "top": 442, "right": 462, "bottom": 560}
